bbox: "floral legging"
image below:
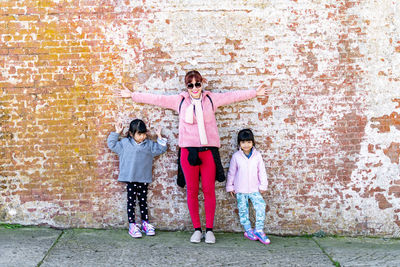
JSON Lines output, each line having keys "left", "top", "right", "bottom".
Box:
{"left": 236, "top": 192, "right": 266, "bottom": 231}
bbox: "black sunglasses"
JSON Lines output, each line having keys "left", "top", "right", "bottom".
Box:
{"left": 187, "top": 82, "right": 202, "bottom": 89}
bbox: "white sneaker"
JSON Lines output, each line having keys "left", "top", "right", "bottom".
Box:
{"left": 205, "top": 231, "right": 216, "bottom": 244}
{"left": 128, "top": 223, "right": 142, "bottom": 238}
{"left": 190, "top": 230, "right": 202, "bottom": 243}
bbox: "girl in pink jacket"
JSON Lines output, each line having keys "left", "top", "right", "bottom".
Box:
{"left": 226, "top": 129, "right": 270, "bottom": 244}
{"left": 116, "top": 71, "right": 268, "bottom": 244}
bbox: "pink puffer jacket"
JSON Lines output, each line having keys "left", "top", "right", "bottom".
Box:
{"left": 226, "top": 148, "right": 268, "bottom": 193}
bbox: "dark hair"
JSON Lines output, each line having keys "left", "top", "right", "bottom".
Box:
{"left": 237, "top": 128, "right": 255, "bottom": 147}
{"left": 128, "top": 119, "right": 147, "bottom": 138}
{"left": 184, "top": 70, "right": 203, "bottom": 85}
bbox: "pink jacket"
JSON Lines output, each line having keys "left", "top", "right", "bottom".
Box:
{"left": 226, "top": 148, "right": 268, "bottom": 193}
{"left": 131, "top": 89, "right": 257, "bottom": 148}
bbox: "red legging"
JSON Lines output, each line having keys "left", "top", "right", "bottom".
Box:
{"left": 180, "top": 148, "right": 216, "bottom": 229}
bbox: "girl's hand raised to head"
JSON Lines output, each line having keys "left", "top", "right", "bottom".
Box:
{"left": 156, "top": 126, "right": 163, "bottom": 139}
{"left": 256, "top": 82, "right": 269, "bottom": 96}
{"left": 115, "top": 121, "right": 124, "bottom": 134}
{"left": 114, "top": 84, "right": 134, "bottom": 98}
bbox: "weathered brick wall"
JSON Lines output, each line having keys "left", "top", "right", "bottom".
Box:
{"left": 1, "top": 0, "right": 399, "bottom": 237}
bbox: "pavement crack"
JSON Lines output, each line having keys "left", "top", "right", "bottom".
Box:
{"left": 36, "top": 230, "right": 64, "bottom": 267}
{"left": 312, "top": 237, "right": 341, "bottom": 267}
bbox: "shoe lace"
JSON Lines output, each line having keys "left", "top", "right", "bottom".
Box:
{"left": 255, "top": 230, "right": 265, "bottom": 238}
{"left": 130, "top": 224, "right": 140, "bottom": 233}
{"left": 144, "top": 222, "right": 154, "bottom": 231}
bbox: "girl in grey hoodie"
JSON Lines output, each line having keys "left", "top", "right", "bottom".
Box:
{"left": 107, "top": 119, "right": 167, "bottom": 238}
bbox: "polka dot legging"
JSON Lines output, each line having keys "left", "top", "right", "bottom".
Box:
{"left": 126, "top": 182, "right": 149, "bottom": 223}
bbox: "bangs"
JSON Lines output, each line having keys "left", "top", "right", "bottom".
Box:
{"left": 136, "top": 121, "right": 147, "bottom": 133}
{"left": 238, "top": 135, "right": 253, "bottom": 142}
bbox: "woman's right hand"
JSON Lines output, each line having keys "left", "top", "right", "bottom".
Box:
{"left": 230, "top": 191, "right": 235, "bottom": 198}
{"left": 114, "top": 84, "right": 133, "bottom": 98}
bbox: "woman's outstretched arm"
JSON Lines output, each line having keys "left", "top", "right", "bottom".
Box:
{"left": 114, "top": 85, "right": 182, "bottom": 111}
{"left": 211, "top": 82, "right": 270, "bottom": 108}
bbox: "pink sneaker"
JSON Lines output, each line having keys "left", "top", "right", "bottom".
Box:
{"left": 142, "top": 221, "right": 155, "bottom": 236}
{"left": 254, "top": 230, "right": 271, "bottom": 245}
{"left": 244, "top": 229, "right": 257, "bottom": 241}
{"left": 128, "top": 223, "right": 142, "bottom": 238}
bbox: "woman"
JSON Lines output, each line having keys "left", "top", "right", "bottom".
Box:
{"left": 115, "top": 70, "right": 268, "bottom": 243}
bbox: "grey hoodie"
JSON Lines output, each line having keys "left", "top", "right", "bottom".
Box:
{"left": 107, "top": 132, "right": 167, "bottom": 183}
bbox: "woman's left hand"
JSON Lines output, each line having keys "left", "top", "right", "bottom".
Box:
{"left": 256, "top": 82, "right": 268, "bottom": 96}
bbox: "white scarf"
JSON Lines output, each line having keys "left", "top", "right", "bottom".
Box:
{"left": 184, "top": 95, "right": 208, "bottom": 145}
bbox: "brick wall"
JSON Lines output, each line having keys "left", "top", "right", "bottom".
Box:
{"left": 1, "top": 0, "right": 399, "bottom": 237}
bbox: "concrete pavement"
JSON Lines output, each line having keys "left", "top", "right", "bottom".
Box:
{"left": 1, "top": 226, "right": 399, "bottom": 267}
